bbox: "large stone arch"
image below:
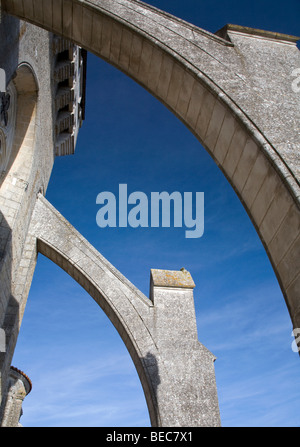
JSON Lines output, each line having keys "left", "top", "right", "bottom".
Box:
{"left": 2, "top": 0, "right": 299, "bottom": 333}
{"left": 0, "top": 60, "right": 39, "bottom": 420}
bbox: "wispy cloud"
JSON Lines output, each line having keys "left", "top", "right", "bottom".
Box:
{"left": 218, "top": 362, "right": 300, "bottom": 427}
{"left": 195, "top": 278, "right": 300, "bottom": 427}
{"left": 20, "top": 353, "right": 150, "bottom": 427}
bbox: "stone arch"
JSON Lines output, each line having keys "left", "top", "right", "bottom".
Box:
{"left": 30, "top": 194, "right": 162, "bottom": 426}
{"left": 37, "top": 239, "right": 160, "bottom": 426}
{"left": 2, "top": 1, "right": 299, "bottom": 336}
{"left": 28, "top": 194, "right": 221, "bottom": 427}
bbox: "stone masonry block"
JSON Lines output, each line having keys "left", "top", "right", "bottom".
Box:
{"left": 166, "top": 62, "right": 184, "bottom": 110}
{"left": 195, "top": 89, "right": 216, "bottom": 141}
{"left": 128, "top": 33, "right": 143, "bottom": 76}
{"left": 268, "top": 204, "right": 300, "bottom": 266}
{"left": 213, "top": 111, "right": 237, "bottom": 165}
{"left": 175, "top": 70, "right": 195, "bottom": 120}
{"left": 185, "top": 80, "right": 205, "bottom": 130}
{"left": 119, "top": 28, "right": 133, "bottom": 71}
{"left": 110, "top": 22, "right": 122, "bottom": 65}
{"left": 156, "top": 54, "right": 174, "bottom": 101}
{"left": 232, "top": 138, "right": 259, "bottom": 193}
{"left": 242, "top": 151, "right": 270, "bottom": 209}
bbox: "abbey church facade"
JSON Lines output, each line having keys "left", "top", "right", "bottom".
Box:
{"left": 0, "top": 12, "right": 86, "bottom": 425}
{"left": 0, "top": 0, "right": 299, "bottom": 427}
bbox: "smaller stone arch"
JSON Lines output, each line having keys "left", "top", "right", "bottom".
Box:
{"left": 28, "top": 193, "right": 221, "bottom": 427}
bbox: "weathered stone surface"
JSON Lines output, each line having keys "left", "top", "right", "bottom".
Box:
{"left": 150, "top": 268, "right": 195, "bottom": 289}
{"left": 0, "top": 366, "right": 31, "bottom": 427}
{"left": 28, "top": 195, "right": 221, "bottom": 427}
{"left": 0, "top": 0, "right": 299, "bottom": 427}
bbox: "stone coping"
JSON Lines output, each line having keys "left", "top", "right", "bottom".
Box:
{"left": 216, "top": 23, "right": 300, "bottom": 44}
{"left": 151, "top": 268, "right": 195, "bottom": 289}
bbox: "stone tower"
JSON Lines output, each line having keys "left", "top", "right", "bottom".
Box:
{"left": 0, "top": 12, "right": 86, "bottom": 426}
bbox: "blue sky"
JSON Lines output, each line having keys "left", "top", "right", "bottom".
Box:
{"left": 12, "top": 0, "right": 300, "bottom": 427}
